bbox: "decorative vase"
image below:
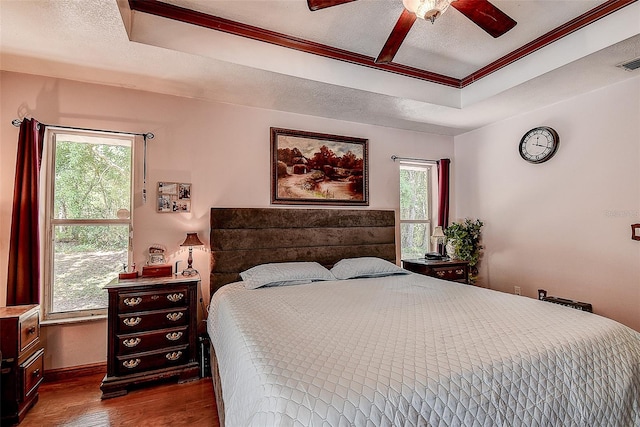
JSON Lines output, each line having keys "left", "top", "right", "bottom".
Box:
{"left": 446, "top": 240, "right": 457, "bottom": 259}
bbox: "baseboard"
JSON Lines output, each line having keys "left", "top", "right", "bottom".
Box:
{"left": 44, "top": 362, "right": 107, "bottom": 383}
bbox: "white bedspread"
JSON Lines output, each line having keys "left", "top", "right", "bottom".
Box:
{"left": 207, "top": 274, "right": 640, "bottom": 426}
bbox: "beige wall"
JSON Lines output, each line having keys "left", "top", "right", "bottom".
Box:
{"left": 0, "top": 71, "right": 454, "bottom": 369}
{"left": 454, "top": 76, "right": 640, "bottom": 331}
{"left": 5, "top": 70, "right": 637, "bottom": 370}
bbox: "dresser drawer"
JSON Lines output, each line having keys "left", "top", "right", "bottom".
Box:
{"left": 117, "top": 326, "right": 189, "bottom": 355}
{"left": 19, "top": 310, "right": 39, "bottom": 353}
{"left": 0, "top": 305, "right": 43, "bottom": 423}
{"left": 118, "top": 287, "right": 189, "bottom": 313}
{"left": 431, "top": 266, "right": 467, "bottom": 281}
{"left": 115, "top": 345, "right": 189, "bottom": 376}
{"left": 102, "top": 276, "right": 200, "bottom": 399}
{"left": 402, "top": 259, "right": 469, "bottom": 284}
{"left": 117, "top": 307, "right": 189, "bottom": 333}
{"left": 403, "top": 263, "right": 429, "bottom": 275}
{"left": 21, "top": 348, "right": 44, "bottom": 400}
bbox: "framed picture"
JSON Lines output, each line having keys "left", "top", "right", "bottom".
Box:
{"left": 632, "top": 224, "right": 640, "bottom": 241}
{"left": 271, "top": 127, "right": 369, "bottom": 206}
{"left": 157, "top": 182, "right": 191, "bottom": 212}
{"left": 148, "top": 253, "right": 166, "bottom": 265}
{"left": 147, "top": 244, "right": 167, "bottom": 265}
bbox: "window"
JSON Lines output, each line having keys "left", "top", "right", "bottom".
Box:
{"left": 399, "top": 162, "right": 436, "bottom": 259}
{"left": 42, "top": 129, "right": 133, "bottom": 321}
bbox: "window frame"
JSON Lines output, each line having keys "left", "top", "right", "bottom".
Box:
{"left": 41, "top": 128, "right": 134, "bottom": 322}
{"left": 399, "top": 161, "right": 438, "bottom": 260}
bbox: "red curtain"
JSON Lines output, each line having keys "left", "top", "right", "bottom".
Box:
{"left": 7, "top": 118, "right": 45, "bottom": 306}
{"left": 437, "top": 158, "right": 450, "bottom": 228}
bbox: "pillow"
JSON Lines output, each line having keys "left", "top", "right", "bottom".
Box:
{"left": 330, "top": 257, "right": 409, "bottom": 280}
{"left": 240, "top": 261, "right": 335, "bottom": 289}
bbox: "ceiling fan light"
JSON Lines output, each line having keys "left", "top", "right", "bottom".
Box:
{"left": 403, "top": 0, "right": 451, "bottom": 22}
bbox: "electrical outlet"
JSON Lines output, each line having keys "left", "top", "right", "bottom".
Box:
{"left": 514, "top": 286, "right": 521, "bottom": 295}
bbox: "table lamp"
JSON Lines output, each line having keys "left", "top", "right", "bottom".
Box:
{"left": 180, "top": 232, "right": 204, "bottom": 276}
{"left": 430, "top": 226, "right": 446, "bottom": 256}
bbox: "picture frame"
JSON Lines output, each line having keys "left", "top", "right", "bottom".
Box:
{"left": 632, "top": 224, "right": 640, "bottom": 241}
{"left": 271, "top": 127, "right": 369, "bottom": 206}
{"left": 147, "top": 244, "right": 167, "bottom": 265}
{"left": 148, "top": 253, "right": 166, "bottom": 265}
{"left": 157, "top": 182, "right": 191, "bottom": 213}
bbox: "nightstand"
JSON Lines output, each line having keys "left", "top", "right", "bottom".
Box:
{"left": 0, "top": 305, "right": 44, "bottom": 426}
{"left": 402, "top": 259, "right": 470, "bottom": 284}
{"left": 100, "top": 275, "right": 200, "bottom": 399}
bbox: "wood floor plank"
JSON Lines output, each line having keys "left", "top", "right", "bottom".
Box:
{"left": 20, "top": 373, "right": 219, "bottom": 427}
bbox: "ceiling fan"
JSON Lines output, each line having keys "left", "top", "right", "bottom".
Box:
{"left": 307, "top": 0, "right": 517, "bottom": 64}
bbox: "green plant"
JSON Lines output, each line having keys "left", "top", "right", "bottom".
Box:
{"left": 444, "top": 218, "right": 484, "bottom": 279}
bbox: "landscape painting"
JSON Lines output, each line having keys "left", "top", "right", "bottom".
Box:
{"left": 271, "top": 127, "right": 369, "bottom": 205}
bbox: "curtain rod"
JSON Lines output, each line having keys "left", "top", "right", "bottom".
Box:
{"left": 391, "top": 155, "right": 438, "bottom": 164}
{"left": 12, "top": 118, "right": 154, "bottom": 204}
{"left": 11, "top": 119, "right": 154, "bottom": 140}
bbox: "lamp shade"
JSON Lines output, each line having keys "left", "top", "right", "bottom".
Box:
{"left": 430, "top": 226, "right": 446, "bottom": 245}
{"left": 180, "top": 232, "right": 204, "bottom": 247}
{"left": 432, "top": 226, "right": 445, "bottom": 238}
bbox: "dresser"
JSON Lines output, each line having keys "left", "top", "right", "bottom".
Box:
{"left": 0, "top": 305, "right": 44, "bottom": 426}
{"left": 100, "top": 275, "right": 200, "bottom": 399}
{"left": 402, "top": 258, "right": 470, "bottom": 284}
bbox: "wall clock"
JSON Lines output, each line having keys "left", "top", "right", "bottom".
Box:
{"left": 519, "top": 126, "right": 559, "bottom": 164}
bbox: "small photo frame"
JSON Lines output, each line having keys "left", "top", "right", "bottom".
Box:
{"left": 147, "top": 244, "right": 167, "bottom": 265}
{"left": 157, "top": 182, "right": 191, "bottom": 213}
{"left": 148, "top": 253, "right": 166, "bottom": 265}
{"left": 632, "top": 224, "right": 640, "bottom": 241}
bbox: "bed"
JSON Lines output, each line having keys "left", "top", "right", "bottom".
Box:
{"left": 207, "top": 208, "right": 640, "bottom": 426}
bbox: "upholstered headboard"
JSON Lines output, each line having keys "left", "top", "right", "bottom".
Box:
{"left": 209, "top": 208, "right": 396, "bottom": 297}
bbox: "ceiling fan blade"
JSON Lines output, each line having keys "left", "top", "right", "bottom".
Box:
{"left": 375, "top": 9, "right": 417, "bottom": 64}
{"left": 307, "top": 0, "right": 357, "bottom": 11}
{"left": 451, "top": 0, "right": 517, "bottom": 38}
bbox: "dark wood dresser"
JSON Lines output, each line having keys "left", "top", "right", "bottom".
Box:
{"left": 100, "top": 275, "right": 200, "bottom": 399}
{"left": 402, "top": 258, "right": 470, "bottom": 284}
{"left": 0, "top": 305, "right": 44, "bottom": 426}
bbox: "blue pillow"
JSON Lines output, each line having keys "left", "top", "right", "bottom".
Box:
{"left": 330, "top": 257, "right": 408, "bottom": 280}
{"left": 240, "top": 262, "right": 335, "bottom": 289}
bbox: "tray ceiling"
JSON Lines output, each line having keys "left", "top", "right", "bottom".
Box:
{"left": 1, "top": 0, "right": 639, "bottom": 135}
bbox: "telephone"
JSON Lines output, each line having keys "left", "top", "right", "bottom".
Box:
{"left": 425, "top": 252, "right": 446, "bottom": 260}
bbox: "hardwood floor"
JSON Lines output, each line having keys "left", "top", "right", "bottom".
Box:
{"left": 20, "top": 373, "right": 220, "bottom": 427}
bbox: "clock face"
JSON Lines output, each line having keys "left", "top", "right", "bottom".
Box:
{"left": 519, "top": 127, "right": 559, "bottom": 164}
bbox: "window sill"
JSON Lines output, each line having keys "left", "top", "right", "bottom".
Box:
{"left": 41, "top": 314, "right": 107, "bottom": 327}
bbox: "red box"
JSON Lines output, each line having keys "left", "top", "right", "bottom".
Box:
{"left": 118, "top": 271, "right": 139, "bottom": 280}
{"left": 142, "top": 264, "right": 173, "bottom": 278}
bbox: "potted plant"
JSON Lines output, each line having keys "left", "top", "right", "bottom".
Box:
{"left": 444, "top": 218, "right": 484, "bottom": 282}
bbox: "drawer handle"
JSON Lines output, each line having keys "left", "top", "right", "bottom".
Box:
{"left": 123, "top": 338, "right": 141, "bottom": 348}
{"left": 166, "top": 293, "right": 184, "bottom": 303}
{"left": 123, "top": 359, "right": 141, "bottom": 369}
{"left": 124, "top": 297, "right": 142, "bottom": 307}
{"left": 436, "top": 271, "right": 445, "bottom": 277}
{"left": 32, "top": 368, "right": 40, "bottom": 378}
{"left": 165, "top": 351, "right": 182, "bottom": 361}
{"left": 27, "top": 326, "right": 36, "bottom": 334}
{"left": 123, "top": 317, "right": 141, "bottom": 327}
{"left": 166, "top": 332, "right": 183, "bottom": 341}
{"left": 166, "top": 312, "right": 183, "bottom": 322}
